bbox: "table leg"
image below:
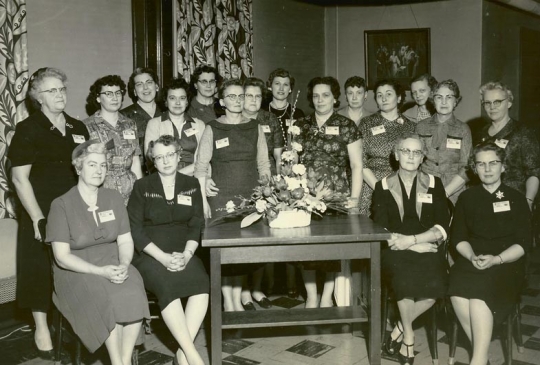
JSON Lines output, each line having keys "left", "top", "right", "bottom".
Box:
{"left": 210, "top": 248, "right": 222, "bottom": 365}
{"left": 370, "top": 242, "right": 381, "bottom": 365}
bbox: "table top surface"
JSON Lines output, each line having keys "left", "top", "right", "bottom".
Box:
{"left": 202, "top": 214, "right": 391, "bottom": 247}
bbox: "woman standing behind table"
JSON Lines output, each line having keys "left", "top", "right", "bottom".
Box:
{"left": 295, "top": 76, "right": 363, "bottom": 308}
{"left": 9, "top": 67, "right": 89, "bottom": 358}
{"left": 449, "top": 142, "right": 530, "bottom": 365}
{"left": 267, "top": 68, "right": 305, "bottom": 134}
{"left": 194, "top": 78, "right": 271, "bottom": 312}
{"left": 415, "top": 80, "right": 472, "bottom": 204}
{"left": 358, "top": 79, "right": 415, "bottom": 216}
{"left": 128, "top": 135, "right": 208, "bottom": 365}
{"left": 403, "top": 74, "right": 437, "bottom": 123}
{"left": 337, "top": 76, "right": 373, "bottom": 126}
{"left": 47, "top": 140, "right": 149, "bottom": 365}
{"left": 145, "top": 78, "right": 206, "bottom": 176}
{"left": 476, "top": 81, "right": 540, "bottom": 209}
{"left": 84, "top": 75, "right": 143, "bottom": 204}
{"left": 374, "top": 133, "right": 450, "bottom": 365}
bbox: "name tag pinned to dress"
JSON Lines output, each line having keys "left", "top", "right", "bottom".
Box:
{"left": 285, "top": 119, "right": 295, "bottom": 127}
{"left": 215, "top": 138, "right": 229, "bottom": 149}
{"left": 493, "top": 201, "right": 511, "bottom": 213}
{"left": 123, "top": 129, "right": 136, "bottom": 140}
{"left": 371, "top": 125, "right": 386, "bottom": 136}
{"left": 184, "top": 128, "right": 197, "bottom": 137}
{"left": 495, "top": 139, "right": 509, "bottom": 149}
{"left": 325, "top": 126, "right": 339, "bottom": 135}
{"left": 446, "top": 138, "right": 461, "bottom": 149}
{"left": 177, "top": 195, "right": 192, "bottom": 206}
{"left": 261, "top": 125, "right": 271, "bottom": 133}
{"left": 72, "top": 134, "right": 86, "bottom": 144}
{"left": 417, "top": 193, "right": 433, "bottom": 204}
{"left": 98, "top": 210, "right": 116, "bottom": 223}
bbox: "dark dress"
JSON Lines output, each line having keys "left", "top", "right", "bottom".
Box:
{"left": 186, "top": 98, "right": 218, "bottom": 123}
{"left": 127, "top": 173, "right": 209, "bottom": 310}
{"left": 448, "top": 184, "right": 530, "bottom": 323}
{"left": 257, "top": 110, "right": 285, "bottom": 176}
{"left": 373, "top": 172, "right": 450, "bottom": 299}
{"left": 46, "top": 187, "right": 150, "bottom": 352}
{"left": 268, "top": 104, "right": 304, "bottom": 135}
{"left": 8, "top": 111, "right": 89, "bottom": 311}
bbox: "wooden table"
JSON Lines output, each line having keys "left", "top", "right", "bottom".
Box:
{"left": 202, "top": 214, "right": 391, "bottom": 365}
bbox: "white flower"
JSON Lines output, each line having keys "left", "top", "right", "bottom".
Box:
{"left": 291, "top": 142, "right": 303, "bottom": 152}
{"left": 281, "top": 150, "right": 295, "bottom": 162}
{"left": 284, "top": 176, "right": 301, "bottom": 190}
{"left": 226, "top": 200, "right": 236, "bottom": 213}
{"left": 255, "top": 199, "right": 268, "bottom": 213}
{"left": 316, "top": 201, "right": 327, "bottom": 213}
{"left": 292, "top": 164, "right": 306, "bottom": 176}
{"left": 289, "top": 125, "right": 301, "bottom": 136}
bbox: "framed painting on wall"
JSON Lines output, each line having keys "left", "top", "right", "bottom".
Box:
{"left": 364, "top": 28, "right": 430, "bottom": 90}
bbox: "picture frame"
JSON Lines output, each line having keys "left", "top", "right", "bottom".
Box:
{"left": 364, "top": 28, "right": 431, "bottom": 90}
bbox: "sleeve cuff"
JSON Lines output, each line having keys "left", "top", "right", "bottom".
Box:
{"left": 434, "top": 224, "right": 447, "bottom": 241}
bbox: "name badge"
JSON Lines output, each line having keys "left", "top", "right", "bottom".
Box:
{"left": 184, "top": 128, "right": 197, "bottom": 137}
{"left": 493, "top": 201, "right": 511, "bottom": 213}
{"left": 495, "top": 139, "right": 509, "bottom": 149}
{"left": 177, "top": 195, "right": 192, "bottom": 206}
{"left": 98, "top": 210, "right": 116, "bottom": 223}
{"left": 371, "top": 125, "right": 386, "bottom": 136}
{"left": 215, "top": 137, "right": 229, "bottom": 149}
{"left": 72, "top": 134, "right": 86, "bottom": 144}
{"left": 123, "top": 129, "right": 136, "bottom": 140}
{"left": 325, "top": 126, "right": 339, "bottom": 135}
{"left": 446, "top": 138, "right": 461, "bottom": 149}
{"left": 261, "top": 125, "right": 271, "bottom": 133}
{"left": 417, "top": 193, "right": 433, "bottom": 204}
{"left": 285, "top": 119, "right": 295, "bottom": 127}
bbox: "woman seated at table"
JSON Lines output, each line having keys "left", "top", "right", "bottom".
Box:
{"left": 128, "top": 135, "right": 208, "bottom": 365}
{"left": 47, "top": 140, "right": 150, "bottom": 365}
{"left": 449, "top": 142, "right": 530, "bottom": 365}
{"left": 145, "top": 78, "right": 206, "bottom": 176}
{"left": 373, "top": 132, "right": 450, "bottom": 365}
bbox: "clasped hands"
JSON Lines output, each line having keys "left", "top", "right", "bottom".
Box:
{"left": 388, "top": 233, "right": 438, "bottom": 253}
{"left": 161, "top": 252, "right": 190, "bottom": 272}
{"left": 102, "top": 264, "right": 129, "bottom": 284}
{"left": 470, "top": 254, "right": 497, "bottom": 270}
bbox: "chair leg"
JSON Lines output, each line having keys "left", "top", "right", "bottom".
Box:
{"left": 507, "top": 313, "right": 513, "bottom": 365}
{"left": 73, "top": 338, "right": 82, "bottom": 365}
{"left": 514, "top": 304, "right": 525, "bottom": 353}
{"left": 430, "top": 304, "right": 439, "bottom": 365}
{"left": 381, "top": 285, "right": 389, "bottom": 340}
{"left": 448, "top": 308, "right": 458, "bottom": 365}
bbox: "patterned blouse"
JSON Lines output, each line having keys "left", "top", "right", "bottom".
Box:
{"left": 256, "top": 110, "right": 285, "bottom": 175}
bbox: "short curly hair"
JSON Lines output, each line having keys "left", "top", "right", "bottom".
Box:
{"left": 434, "top": 79, "right": 462, "bottom": 107}
{"left": 86, "top": 75, "right": 126, "bottom": 113}
{"left": 267, "top": 68, "right": 296, "bottom": 90}
{"left": 469, "top": 141, "right": 506, "bottom": 171}
{"left": 479, "top": 81, "right": 514, "bottom": 103}
{"left": 373, "top": 79, "right": 406, "bottom": 108}
{"left": 307, "top": 76, "right": 341, "bottom": 109}
{"left": 190, "top": 64, "right": 220, "bottom": 98}
{"left": 72, "top": 140, "right": 107, "bottom": 171}
{"left": 410, "top": 73, "right": 438, "bottom": 91}
{"left": 146, "top": 134, "right": 182, "bottom": 161}
{"left": 163, "top": 78, "right": 190, "bottom": 103}
{"left": 27, "top": 67, "right": 68, "bottom": 110}
{"left": 344, "top": 76, "right": 367, "bottom": 92}
{"left": 243, "top": 77, "right": 266, "bottom": 98}
{"left": 217, "top": 78, "right": 243, "bottom": 100}
{"left": 127, "top": 67, "right": 159, "bottom": 102}
{"left": 394, "top": 131, "right": 427, "bottom": 156}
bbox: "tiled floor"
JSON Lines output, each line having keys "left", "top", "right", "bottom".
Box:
{"left": 2, "top": 251, "right": 540, "bottom": 365}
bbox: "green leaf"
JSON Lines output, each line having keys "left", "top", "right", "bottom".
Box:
{"left": 240, "top": 212, "right": 262, "bottom": 228}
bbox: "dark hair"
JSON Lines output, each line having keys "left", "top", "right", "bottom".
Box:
{"left": 307, "top": 76, "right": 341, "bottom": 109}
{"left": 267, "top": 68, "right": 296, "bottom": 90}
{"left": 27, "top": 67, "right": 68, "bottom": 112}
{"left": 243, "top": 77, "right": 266, "bottom": 98}
{"left": 190, "top": 64, "right": 220, "bottom": 97}
{"left": 218, "top": 78, "right": 243, "bottom": 99}
{"left": 344, "top": 76, "right": 367, "bottom": 92}
{"left": 410, "top": 73, "right": 438, "bottom": 91}
{"left": 86, "top": 75, "right": 126, "bottom": 114}
{"left": 163, "top": 78, "right": 190, "bottom": 103}
{"left": 469, "top": 142, "right": 506, "bottom": 171}
{"left": 394, "top": 131, "right": 426, "bottom": 155}
{"left": 434, "top": 79, "right": 462, "bottom": 106}
{"left": 146, "top": 135, "right": 182, "bottom": 161}
{"left": 127, "top": 67, "right": 159, "bottom": 102}
{"left": 373, "top": 79, "right": 406, "bottom": 108}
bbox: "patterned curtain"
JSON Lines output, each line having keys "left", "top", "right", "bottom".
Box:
{"left": 0, "top": 0, "right": 28, "bottom": 219}
{"left": 176, "top": 0, "right": 253, "bottom": 82}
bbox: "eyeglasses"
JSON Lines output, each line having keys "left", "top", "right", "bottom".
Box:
{"left": 475, "top": 160, "right": 501, "bottom": 170}
{"left": 100, "top": 90, "right": 125, "bottom": 99}
{"left": 168, "top": 95, "right": 188, "bottom": 102}
{"left": 482, "top": 99, "right": 507, "bottom": 108}
{"left": 224, "top": 94, "right": 245, "bottom": 102}
{"left": 433, "top": 94, "right": 455, "bottom": 103}
{"left": 398, "top": 148, "right": 423, "bottom": 157}
{"left": 245, "top": 94, "right": 262, "bottom": 101}
{"left": 154, "top": 151, "right": 177, "bottom": 163}
{"left": 198, "top": 79, "right": 217, "bottom": 86}
{"left": 135, "top": 80, "right": 155, "bottom": 88}
{"left": 39, "top": 87, "right": 67, "bottom": 95}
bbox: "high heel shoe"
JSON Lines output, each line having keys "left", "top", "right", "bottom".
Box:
{"left": 33, "top": 342, "right": 54, "bottom": 361}
{"left": 287, "top": 287, "right": 298, "bottom": 298}
{"left": 398, "top": 342, "right": 415, "bottom": 365}
{"left": 383, "top": 322, "right": 403, "bottom": 356}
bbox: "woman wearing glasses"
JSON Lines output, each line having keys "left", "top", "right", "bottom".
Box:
{"left": 144, "top": 78, "right": 206, "bottom": 176}
{"left": 195, "top": 78, "right": 271, "bottom": 312}
{"left": 415, "top": 80, "right": 472, "bottom": 204}
{"left": 374, "top": 132, "right": 450, "bottom": 365}
{"left": 476, "top": 82, "right": 540, "bottom": 209}
{"left": 186, "top": 65, "right": 220, "bottom": 123}
{"left": 84, "top": 75, "right": 143, "bottom": 205}
{"left": 449, "top": 142, "right": 530, "bottom": 365}
{"left": 9, "top": 67, "right": 89, "bottom": 359}
{"left": 128, "top": 135, "right": 208, "bottom": 365}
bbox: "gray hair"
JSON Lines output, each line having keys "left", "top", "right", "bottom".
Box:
{"left": 72, "top": 140, "right": 107, "bottom": 171}
{"left": 28, "top": 67, "right": 67, "bottom": 104}
{"left": 479, "top": 81, "right": 514, "bottom": 103}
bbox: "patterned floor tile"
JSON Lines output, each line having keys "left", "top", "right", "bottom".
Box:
{"left": 523, "top": 336, "right": 540, "bottom": 351}
{"left": 223, "top": 339, "right": 255, "bottom": 355}
{"left": 270, "top": 296, "right": 304, "bottom": 309}
{"left": 285, "top": 339, "right": 335, "bottom": 358}
{"left": 222, "top": 354, "right": 261, "bottom": 365}
{"left": 137, "top": 350, "right": 174, "bottom": 365}
{"left": 521, "top": 305, "right": 540, "bottom": 317}
{"left": 518, "top": 323, "right": 540, "bottom": 337}
{"left": 522, "top": 288, "right": 540, "bottom": 297}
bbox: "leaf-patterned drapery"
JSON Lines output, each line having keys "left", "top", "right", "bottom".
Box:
{"left": 0, "top": 0, "right": 28, "bottom": 219}
{"left": 176, "top": 0, "right": 253, "bottom": 82}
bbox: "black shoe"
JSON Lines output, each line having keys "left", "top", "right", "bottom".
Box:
{"left": 33, "top": 342, "right": 54, "bottom": 361}
{"left": 287, "top": 287, "right": 298, "bottom": 298}
{"left": 398, "top": 342, "right": 415, "bottom": 365}
{"left": 254, "top": 297, "right": 272, "bottom": 309}
{"left": 242, "top": 302, "right": 256, "bottom": 311}
{"left": 383, "top": 322, "right": 403, "bottom": 356}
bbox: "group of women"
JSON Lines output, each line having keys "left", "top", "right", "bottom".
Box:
{"left": 8, "top": 64, "right": 538, "bottom": 365}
